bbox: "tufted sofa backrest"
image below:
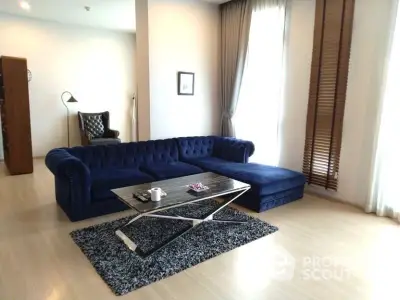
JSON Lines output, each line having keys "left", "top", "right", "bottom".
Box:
{"left": 175, "top": 136, "right": 215, "bottom": 160}
{"left": 213, "top": 136, "right": 255, "bottom": 159}
{"left": 67, "top": 138, "right": 179, "bottom": 169}
{"left": 175, "top": 136, "right": 255, "bottom": 162}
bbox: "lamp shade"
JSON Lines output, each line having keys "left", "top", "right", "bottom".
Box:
{"left": 67, "top": 96, "right": 78, "bottom": 103}
{"left": 61, "top": 91, "right": 78, "bottom": 103}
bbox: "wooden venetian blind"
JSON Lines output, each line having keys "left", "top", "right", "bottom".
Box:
{"left": 303, "top": 0, "right": 355, "bottom": 190}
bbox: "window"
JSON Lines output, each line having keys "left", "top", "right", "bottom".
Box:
{"left": 234, "top": 1, "right": 286, "bottom": 165}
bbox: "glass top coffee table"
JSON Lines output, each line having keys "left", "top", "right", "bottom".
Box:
{"left": 112, "top": 172, "right": 250, "bottom": 258}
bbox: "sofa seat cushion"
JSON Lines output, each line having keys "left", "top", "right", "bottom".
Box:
{"left": 91, "top": 168, "right": 154, "bottom": 201}
{"left": 186, "top": 159, "right": 306, "bottom": 196}
{"left": 218, "top": 163, "right": 306, "bottom": 196}
{"left": 141, "top": 162, "right": 204, "bottom": 180}
{"left": 183, "top": 157, "right": 231, "bottom": 171}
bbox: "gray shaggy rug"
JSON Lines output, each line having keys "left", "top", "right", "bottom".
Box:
{"left": 70, "top": 200, "right": 278, "bottom": 296}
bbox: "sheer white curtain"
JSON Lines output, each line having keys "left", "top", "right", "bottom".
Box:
{"left": 233, "top": 0, "right": 286, "bottom": 165}
{"left": 367, "top": 0, "right": 400, "bottom": 222}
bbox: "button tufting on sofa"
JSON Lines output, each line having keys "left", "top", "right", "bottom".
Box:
{"left": 45, "top": 136, "right": 260, "bottom": 221}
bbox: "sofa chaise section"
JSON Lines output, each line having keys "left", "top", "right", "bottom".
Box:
{"left": 174, "top": 136, "right": 305, "bottom": 212}
{"left": 190, "top": 161, "right": 306, "bottom": 212}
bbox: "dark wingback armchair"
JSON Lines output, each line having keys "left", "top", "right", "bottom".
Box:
{"left": 78, "top": 111, "right": 121, "bottom": 146}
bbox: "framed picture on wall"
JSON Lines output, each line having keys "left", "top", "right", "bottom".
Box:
{"left": 177, "top": 72, "right": 195, "bottom": 95}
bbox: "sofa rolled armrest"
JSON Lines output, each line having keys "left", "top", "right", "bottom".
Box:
{"left": 46, "top": 149, "right": 91, "bottom": 221}
{"left": 213, "top": 137, "right": 255, "bottom": 163}
{"left": 45, "top": 148, "right": 90, "bottom": 180}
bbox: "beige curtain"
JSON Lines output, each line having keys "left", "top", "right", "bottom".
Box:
{"left": 221, "top": 0, "right": 252, "bottom": 137}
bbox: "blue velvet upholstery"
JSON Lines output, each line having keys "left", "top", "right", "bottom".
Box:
{"left": 182, "top": 157, "right": 233, "bottom": 171}
{"left": 67, "top": 139, "right": 180, "bottom": 170}
{"left": 194, "top": 163, "right": 306, "bottom": 196}
{"left": 211, "top": 163, "right": 306, "bottom": 212}
{"left": 46, "top": 139, "right": 182, "bottom": 221}
{"left": 182, "top": 160, "right": 306, "bottom": 211}
{"left": 213, "top": 137, "right": 255, "bottom": 163}
{"left": 45, "top": 136, "right": 304, "bottom": 221}
{"left": 141, "top": 162, "right": 203, "bottom": 180}
{"left": 46, "top": 148, "right": 92, "bottom": 221}
{"left": 175, "top": 136, "right": 254, "bottom": 163}
{"left": 91, "top": 168, "right": 154, "bottom": 202}
{"left": 234, "top": 186, "right": 305, "bottom": 213}
{"left": 175, "top": 136, "right": 215, "bottom": 160}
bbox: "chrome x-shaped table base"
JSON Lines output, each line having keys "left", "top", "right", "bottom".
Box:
{"left": 115, "top": 187, "right": 250, "bottom": 258}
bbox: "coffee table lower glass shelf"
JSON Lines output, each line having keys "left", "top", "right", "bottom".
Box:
{"left": 111, "top": 172, "right": 250, "bottom": 258}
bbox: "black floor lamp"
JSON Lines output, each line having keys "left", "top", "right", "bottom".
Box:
{"left": 61, "top": 91, "right": 78, "bottom": 147}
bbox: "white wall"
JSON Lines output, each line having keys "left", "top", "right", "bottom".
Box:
{"left": 136, "top": 0, "right": 221, "bottom": 140}
{"left": 280, "top": 0, "right": 395, "bottom": 208}
{"left": 0, "top": 13, "right": 136, "bottom": 157}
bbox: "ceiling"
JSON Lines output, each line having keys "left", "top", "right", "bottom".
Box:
{"left": 0, "top": 0, "right": 136, "bottom": 32}
{"left": 0, "top": 0, "right": 228, "bottom": 32}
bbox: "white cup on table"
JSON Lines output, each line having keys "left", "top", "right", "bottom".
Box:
{"left": 150, "top": 187, "right": 162, "bottom": 202}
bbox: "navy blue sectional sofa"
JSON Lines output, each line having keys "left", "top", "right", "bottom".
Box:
{"left": 46, "top": 136, "right": 305, "bottom": 221}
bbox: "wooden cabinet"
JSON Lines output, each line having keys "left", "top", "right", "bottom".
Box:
{"left": 0, "top": 56, "right": 33, "bottom": 175}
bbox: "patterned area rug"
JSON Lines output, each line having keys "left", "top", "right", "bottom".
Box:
{"left": 70, "top": 200, "right": 278, "bottom": 296}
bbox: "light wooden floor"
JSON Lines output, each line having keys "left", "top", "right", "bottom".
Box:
{"left": 0, "top": 159, "right": 399, "bottom": 300}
